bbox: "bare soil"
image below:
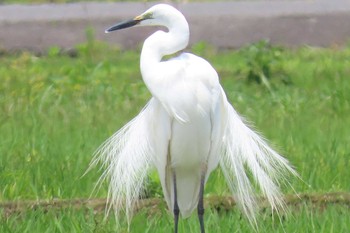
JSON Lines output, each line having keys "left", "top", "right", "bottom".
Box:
{"left": 1, "top": 192, "right": 349, "bottom": 217}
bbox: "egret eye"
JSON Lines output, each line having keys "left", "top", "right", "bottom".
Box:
{"left": 142, "top": 12, "right": 154, "bottom": 20}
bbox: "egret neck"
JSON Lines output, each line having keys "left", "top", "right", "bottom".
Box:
{"left": 140, "top": 12, "right": 189, "bottom": 96}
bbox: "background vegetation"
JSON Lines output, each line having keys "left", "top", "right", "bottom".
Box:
{"left": 0, "top": 39, "right": 349, "bottom": 232}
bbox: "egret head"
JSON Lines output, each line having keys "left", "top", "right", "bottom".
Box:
{"left": 105, "top": 4, "right": 185, "bottom": 33}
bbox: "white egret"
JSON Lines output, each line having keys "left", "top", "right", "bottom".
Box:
{"left": 92, "top": 4, "right": 297, "bottom": 232}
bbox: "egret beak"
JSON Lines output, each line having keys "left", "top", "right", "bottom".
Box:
{"left": 105, "top": 15, "right": 145, "bottom": 33}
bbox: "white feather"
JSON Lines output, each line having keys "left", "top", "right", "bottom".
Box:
{"left": 90, "top": 100, "right": 155, "bottom": 226}
{"left": 220, "top": 89, "right": 298, "bottom": 225}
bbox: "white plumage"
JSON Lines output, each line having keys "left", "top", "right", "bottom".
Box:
{"left": 91, "top": 4, "right": 297, "bottom": 231}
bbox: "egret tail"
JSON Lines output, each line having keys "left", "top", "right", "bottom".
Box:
{"left": 220, "top": 90, "right": 297, "bottom": 225}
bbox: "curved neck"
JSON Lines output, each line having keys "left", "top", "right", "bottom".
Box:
{"left": 140, "top": 17, "right": 189, "bottom": 94}
{"left": 141, "top": 27, "right": 189, "bottom": 63}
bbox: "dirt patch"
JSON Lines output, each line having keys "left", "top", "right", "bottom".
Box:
{"left": 1, "top": 192, "right": 349, "bottom": 217}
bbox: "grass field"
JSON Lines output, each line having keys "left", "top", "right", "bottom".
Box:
{"left": 0, "top": 40, "right": 349, "bottom": 232}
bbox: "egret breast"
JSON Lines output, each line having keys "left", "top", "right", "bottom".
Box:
{"left": 170, "top": 113, "right": 211, "bottom": 170}
{"left": 169, "top": 112, "right": 212, "bottom": 217}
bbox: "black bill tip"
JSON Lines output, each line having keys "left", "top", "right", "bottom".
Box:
{"left": 105, "top": 19, "right": 141, "bottom": 33}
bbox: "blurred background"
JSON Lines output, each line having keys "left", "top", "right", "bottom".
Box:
{"left": 0, "top": 0, "right": 349, "bottom": 232}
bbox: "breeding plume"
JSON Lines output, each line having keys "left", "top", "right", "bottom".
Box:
{"left": 92, "top": 4, "right": 296, "bottom": 232}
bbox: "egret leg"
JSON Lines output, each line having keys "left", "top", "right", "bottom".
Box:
{"left": 198, "top": 173, "right": 206, "bottom": 233}
{"left": 173, "top": 172, "right": 180, "bottom": 233}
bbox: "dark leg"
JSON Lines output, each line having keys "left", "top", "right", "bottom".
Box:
{"left": 198, "top": 173, "right": 206, "bottom": 233}
{"left": 173, "top": 172, "right": 180, "bottom": 233}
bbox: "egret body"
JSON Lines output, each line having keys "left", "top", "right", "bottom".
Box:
{"left": 93, "top": 4, "right": 296, "bottom": 232}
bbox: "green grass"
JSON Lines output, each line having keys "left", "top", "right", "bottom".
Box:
{"left": 0, "top": 40, "right": 349, "bottom": 232}
{"left": 1, "top": 204, "right": 349, "bottom": 232}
